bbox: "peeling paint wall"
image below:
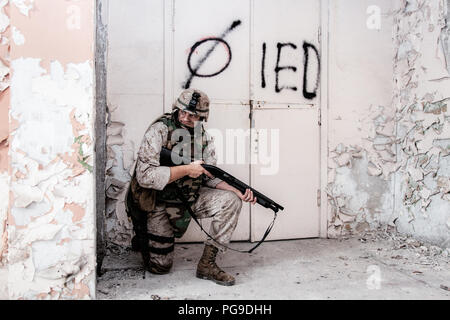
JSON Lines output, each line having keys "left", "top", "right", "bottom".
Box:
{"left": 2, "top": 0, "right": 96, "bottom": 300}
{"left": 392, "top": 0, "right": 450, "bottom": 247}
{"left": 327, "top": 0, "right": 450, "bottom": 247}
{"left": 0, "top": 0, "right": 10, "bottom": 300}
{"left": 326, "top": 0, "right": 398, "bottom": 237}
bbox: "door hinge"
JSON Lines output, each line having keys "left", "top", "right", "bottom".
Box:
{"left": 318, "top": 108, "right": 322, "bottom": 126}
{"left": 318, "top": 27, "right": 321, "bottom": 44}
{"left": 317, "top": 189, "right": 321, "bottom": 207}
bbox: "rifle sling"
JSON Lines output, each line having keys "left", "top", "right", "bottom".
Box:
{"left": 174, "top": 187, "right": 276, "bottom": 254}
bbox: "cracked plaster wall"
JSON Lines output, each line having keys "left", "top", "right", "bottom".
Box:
{"left": 0, "top": 0, "right": 10, "bottom": 300}
{"left": 326, "top": 0, "right": 398, "bottom": 237}
{"left": 0, "top": 0, "right": 96, "bottom": 300}
{"left": 327, "top": 0, "right": 450, "bottom": 248}
{"left": 392, "top": 0, "right": 450, "bottom": 247}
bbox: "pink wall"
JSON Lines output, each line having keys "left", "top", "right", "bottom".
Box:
{"left": 2, "top": 0, "right": 96, "bottom": 300}
{"left": 0, "top": 0, "right": 11, "bottom": 299}
{"left": 0, "top": 1, "right": 10, "bottom": 172}
{"left": 10, "top": 0, "right": 94, "bottom": 66}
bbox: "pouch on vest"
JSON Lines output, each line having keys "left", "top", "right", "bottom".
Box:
{"left": 129, "top": 172, "right": 157, "bottom": 212}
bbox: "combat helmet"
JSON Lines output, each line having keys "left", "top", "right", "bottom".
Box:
{"left": 172, "top": 88, "right": 210, "bottom": 121}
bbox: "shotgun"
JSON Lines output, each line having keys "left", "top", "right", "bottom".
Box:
{"left": 159, "top": 147, "right": 284, "bottom": 213}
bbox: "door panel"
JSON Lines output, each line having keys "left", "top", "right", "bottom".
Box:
{"left": 249, "top": 0, "right": 321, "bottom": 241}
{"left": 173, "top": 0, "right": 250, "bottom": 102}
{"left": 172, "top": 0, "right": 252, "bottom": 242}
{"left": 251, "top": 0, "right": 321, "bottom": 105}
{"left": 251, "top": 108, "right": 320, "bottom": 241}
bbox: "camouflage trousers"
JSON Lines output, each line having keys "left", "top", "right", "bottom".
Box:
{"left": 148, "top": 187, "right": 242, "bottom": 273}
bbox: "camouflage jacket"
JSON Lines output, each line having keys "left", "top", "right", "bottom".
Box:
{"left": 128, "top": 112, "right": 222, "bottom": 223}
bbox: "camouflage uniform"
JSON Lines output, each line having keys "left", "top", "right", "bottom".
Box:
{"left": 127, "top": 89, "right": 242, "bottom": 275}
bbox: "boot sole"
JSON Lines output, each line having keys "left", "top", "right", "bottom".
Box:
{"left": 196, "top": 272, "right": 235, "bottom": 286}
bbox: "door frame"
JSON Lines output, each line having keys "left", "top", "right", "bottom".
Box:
{"left": 319, "top": 0, "right": 329, "bottom": 238}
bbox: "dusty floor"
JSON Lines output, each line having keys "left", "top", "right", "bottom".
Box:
{"left": 96, "top": 230, "right": 450, "bottom": 300}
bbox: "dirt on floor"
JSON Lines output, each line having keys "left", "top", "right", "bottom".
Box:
{"left": 96, "top": 228, "right": 450, "bottom": 300}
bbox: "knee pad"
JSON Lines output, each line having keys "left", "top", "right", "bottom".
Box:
{"left": 148, "top": 232, "right": 175, "bottom": 274}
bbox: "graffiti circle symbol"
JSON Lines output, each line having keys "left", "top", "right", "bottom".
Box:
{"left": 187, "top": 37, "right": 232, "bottom": 78}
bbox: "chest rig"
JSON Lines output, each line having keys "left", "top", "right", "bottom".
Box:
{"left": 127, "top": 112, "right": 208, "bottom": 238}
{"left": 155, "top": 113, "right": 207, "bottom": 205}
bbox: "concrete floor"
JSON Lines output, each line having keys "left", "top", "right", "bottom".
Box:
{"left": 96, "top": 232, "right": 450, "bottom": 300}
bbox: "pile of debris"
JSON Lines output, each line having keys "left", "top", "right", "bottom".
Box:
{"left": 354, "top": 226, "right": 450, "bottom": 268}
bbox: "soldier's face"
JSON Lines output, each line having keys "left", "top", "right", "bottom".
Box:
{"left": 178, "top": 109, "right": 200, "bottom": 128}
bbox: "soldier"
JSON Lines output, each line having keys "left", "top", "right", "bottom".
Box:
{"left": 126, "top": 88, "right": 257, "bottom": 286}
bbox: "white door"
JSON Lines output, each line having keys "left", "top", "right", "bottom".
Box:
{"left": 250, "top": 0, "right": 321, "bottom": 240}
{"left": 165, "top": 0, "right": 321, "bottom": 242}
{"left": 250, "top": 108, "right": 320, "bottom": 241}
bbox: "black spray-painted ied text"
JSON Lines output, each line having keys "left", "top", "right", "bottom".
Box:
{"left": 184, "top": 20, "right": 320, "bottom": 100}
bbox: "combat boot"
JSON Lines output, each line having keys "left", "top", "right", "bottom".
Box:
{"left": 196, "top": 244, "right": 235, "bottom": 286}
